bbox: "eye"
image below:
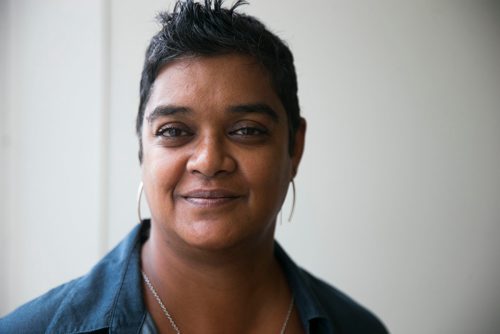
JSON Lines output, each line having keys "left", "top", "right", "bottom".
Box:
{"left": 156, "top": 124, "right": 193, "bottom": 138}
{"left": 230, "top": 126, "right": 268, "bottom": 136}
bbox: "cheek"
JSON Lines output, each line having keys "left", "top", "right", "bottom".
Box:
{"left": 142, "top": 149, "right": 187, "bottom": 202}
{"left": 240, "top": 147, "right": 292, "bottom": 202}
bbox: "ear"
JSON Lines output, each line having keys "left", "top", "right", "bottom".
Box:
{"left": 291, "top": 117, "right": 306, "bottom": 178}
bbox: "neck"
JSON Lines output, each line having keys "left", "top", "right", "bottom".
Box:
{"left": 142, "top": 221, "right": 281, "bottom": 295}
{"left": 141, "top": 222, "right": 292, "bottom": 333}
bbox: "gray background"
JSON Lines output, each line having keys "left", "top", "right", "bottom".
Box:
{"left": 1, "top": 1, "right": 500, "bottom": 333}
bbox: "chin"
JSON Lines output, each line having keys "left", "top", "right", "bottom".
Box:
{"left": 177, "top": 219, "right": 273, "bottom": 253}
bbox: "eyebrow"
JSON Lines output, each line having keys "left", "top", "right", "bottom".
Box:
{"left": 146, "top": 103, "right": 280, "bottom": 124}
{"left": 146, "top": 106, "right": 190, "bottom": 124}
{"left": 229, "top": 103, "right": 279, "bottom": 122}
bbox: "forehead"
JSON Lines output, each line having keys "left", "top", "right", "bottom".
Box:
{"left": 145, "top": 54, "right": 284, "bottom": 117}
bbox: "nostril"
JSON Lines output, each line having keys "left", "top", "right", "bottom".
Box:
{"left": 186, "top": 140, "right": 236, "bottom": 177}
{"left": 189, "top": 156, "right": 236, "bottom": 178}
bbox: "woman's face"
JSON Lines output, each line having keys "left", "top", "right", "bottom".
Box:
{"left": 141, "top": 54, "right": 305, "bottom": 251}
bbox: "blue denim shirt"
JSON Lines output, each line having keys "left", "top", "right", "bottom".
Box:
{"left": 0, "top": 221, "right": 388, "bottom": 334}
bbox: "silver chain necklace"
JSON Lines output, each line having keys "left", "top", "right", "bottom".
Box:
{"left": 141, "top": 270, "right": 295, "bottom": 334}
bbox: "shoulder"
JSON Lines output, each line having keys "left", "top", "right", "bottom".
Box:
{"left": 300, "top": 269, "right": 389, "bottom": 334}
{"left": 0, "top": 264, "right": 121, "bottom": 333}
{"left": 0, "top": 278, "right": 86, "bottom": 333}
{"left": 275, "top": 242, "right": 389, "bottom": 333}
{"left": 0, "top": 224, "right": 144, "bottom": 334}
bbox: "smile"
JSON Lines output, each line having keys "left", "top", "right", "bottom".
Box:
{"left": 180, "top": 189, "right": 242, "bottom": 207}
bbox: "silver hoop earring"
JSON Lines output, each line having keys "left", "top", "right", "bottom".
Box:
{"left": 288, "top": 179, "right": 296, "bottom": 222}
{"left": 137, "top": 182, "right": 144, "bottom": 223}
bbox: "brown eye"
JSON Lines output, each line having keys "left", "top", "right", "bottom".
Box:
{"left": 156, "top": 125, "right": 193, "bottom": 138}
{"left": 230, "top": 126, "right": 267, "bottom": 136}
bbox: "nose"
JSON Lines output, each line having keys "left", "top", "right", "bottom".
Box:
{"left": 186, "top": 134, "right": 236, "bottom": 178}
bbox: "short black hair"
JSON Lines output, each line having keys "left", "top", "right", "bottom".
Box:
{"left": 136, "top": 0, "right": 300, "bottom": 162}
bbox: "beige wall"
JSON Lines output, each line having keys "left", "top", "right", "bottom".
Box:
{"left": 0, "top": 0, "right": 107, "bottom": 314}
{"left": 0, "top": 0, "right": 10, "bottom": 307}
{"left": 2, "top": 1, "right": 500, "bottom": 333}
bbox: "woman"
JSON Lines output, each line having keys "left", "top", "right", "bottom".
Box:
{"left": 0, "top": 1, "right": 388, "bottom": 333}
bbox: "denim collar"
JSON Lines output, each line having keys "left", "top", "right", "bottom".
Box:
{"left": 275, "top": 242, "right": 331, "bottom": 333}
{"left": 45, "top": 223, "right": 147, "bottom": 334}
{"left": 45, "top": 221, "right": 330, "bottom": 333}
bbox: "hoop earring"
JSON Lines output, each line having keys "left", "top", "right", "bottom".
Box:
{"left": 137, "top": 182, "right": 144, "bottom": 223}
{"left": 288, "top": 179, "right": 296, "bottom": 222}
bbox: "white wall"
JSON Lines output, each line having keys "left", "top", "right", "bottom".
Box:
{"left": 0, "top": 0, "right": 108, "bottom": 314}
{"left": 0, "top": 0, "right": 10, "bottom": 308}
{"left": 2, "top": 1, "right": 500, "bottom": 333}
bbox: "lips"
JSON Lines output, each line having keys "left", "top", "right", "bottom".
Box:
{"left": 180, "top": 189, "right": 242, "bottom": 207}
